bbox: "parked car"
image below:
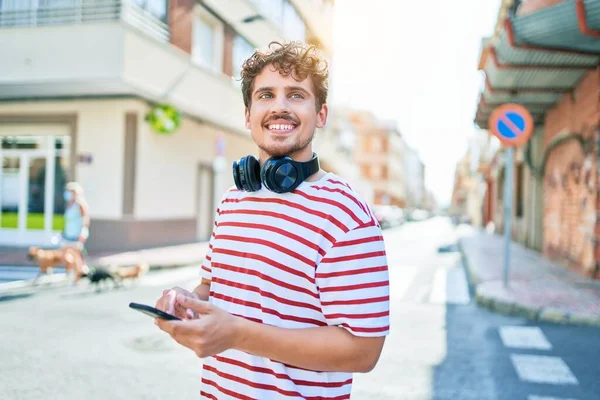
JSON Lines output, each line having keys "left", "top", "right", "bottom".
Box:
{"left": 373, "top": 205, "right": 405, "bottom": 229}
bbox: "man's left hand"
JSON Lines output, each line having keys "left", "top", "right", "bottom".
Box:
{"left": 155, "top": 294, "right": 240, "bottom": 358}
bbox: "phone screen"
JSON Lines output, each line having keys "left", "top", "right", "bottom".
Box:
{"left": 129, "top": 302, "right": 181, "bottom": 321}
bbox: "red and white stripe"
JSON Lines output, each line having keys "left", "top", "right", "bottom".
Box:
{"left": 199, "top": 173, "right": 389, "bottom": 399}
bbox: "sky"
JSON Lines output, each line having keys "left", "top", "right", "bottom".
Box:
{"left": 331, "top": 0, "right": 502, "bottom": 207}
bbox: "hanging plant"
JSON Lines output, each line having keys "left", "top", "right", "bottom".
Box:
{"left": 145, "top": 104, "right": 182, "bottom": 135}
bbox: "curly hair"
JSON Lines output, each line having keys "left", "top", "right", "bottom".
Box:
{"left": 240, "top": 41, "right": 329, "bottom": 112}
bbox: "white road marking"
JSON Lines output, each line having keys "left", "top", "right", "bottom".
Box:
{"left": 511, "top": 355, "right": 578, "bottom": 385}
{"left": 415, "top": 284, "right": 431, "bottom": 303}
{"left": 429, "top": 265, "right": 470, "bottom": 305}
{"left": 499, "top": 326, "right": 553, "bottom": 350}
{"left": 528, "top": 396, "right": 578, "bottom": 400}
{"left": 388, "top": 266, "right": 417, "bottom": 301}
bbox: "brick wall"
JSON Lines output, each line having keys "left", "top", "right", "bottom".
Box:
{"left": 169, "top": 0, "right": 194, "bottom": 54}
{"left": 222, "top": 26, "right": 235, "bottom": 77}
{"left": 542, "top": 69, "right": 600, "bottom": 277}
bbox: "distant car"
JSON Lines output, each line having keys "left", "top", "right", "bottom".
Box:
{"left": 373, "top": 205, "right": 405, "bottom": 229}
{"left": 408, "top": 209, "right": 430, "bottom": 222}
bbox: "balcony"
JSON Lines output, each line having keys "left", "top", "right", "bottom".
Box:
{"left": 0, "top": 17, "right": 246, "bottom": 133}
{"left": 0, "top": 0, "right": 169, "bottom": 42}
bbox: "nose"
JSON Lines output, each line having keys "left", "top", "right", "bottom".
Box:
{"left": 271, "top": 94, "right": 291, "bottom": 114}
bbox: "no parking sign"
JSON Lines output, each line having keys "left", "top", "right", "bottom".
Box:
{"left": 488, "top": 104, "right": 534, "bottom": 147}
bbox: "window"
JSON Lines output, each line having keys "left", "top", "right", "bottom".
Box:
{"left": 282, "top": 1, "right": 305, "bottom": 40}
{"left": 497, "top": 168, "right": 504, "bottom": 201}
{"left": 191, "top": 7, "right": 223, "bottom": 72}
{"left": 370, "top": 165, "right": 381, "bottom": 180}
{"left": 249, "top": 0, "right": 305, "bottom": 40}
{"left": 232, "top": 35, "right": 254, "bottom": 81}
{"left": 130, "top": 0, "right": 167, "bottom": 23}
{"left": 250, "top": 0, "right": 284, "bottom": 23}
{"left": 516, "top": 163, "right": 524, "bottom": 218}
{"left": 370, "top": 137, "right": 382, "bottom": 152}
{"left": 0, "top": 0, "right": 34, "bottom": 11}
{"left": 38, "top": 0, "right": 78, "bottom": 7}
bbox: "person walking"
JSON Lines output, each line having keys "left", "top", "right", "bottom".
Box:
{"left": 62, "top": 182, "right": 90, "bottom": 282}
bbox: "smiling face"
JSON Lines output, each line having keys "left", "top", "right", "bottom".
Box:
{"left": 245, "top": 64, "right": 328, "bottom": 162}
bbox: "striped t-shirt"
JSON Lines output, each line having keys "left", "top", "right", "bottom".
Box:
{"left": 199, "top": 172, "right": 390, "bottom": 399}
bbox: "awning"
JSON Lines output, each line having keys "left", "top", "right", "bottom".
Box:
{"left": 473, "top": 0, "right": 600, "bottom": 129}
{"left": 512, "top": 0, "right": 600, "bottom": 54}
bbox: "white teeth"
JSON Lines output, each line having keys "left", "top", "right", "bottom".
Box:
{"left": 268, "top": 124, "right": 295, "bottom": 131}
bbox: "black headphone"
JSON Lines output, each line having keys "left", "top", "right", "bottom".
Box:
{"left": 232, "top": 153, "right": 320, "bottom": 193}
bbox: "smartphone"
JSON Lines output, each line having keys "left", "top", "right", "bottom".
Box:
{"left": 129, "top": 302, "right": 181, "bottom": 321}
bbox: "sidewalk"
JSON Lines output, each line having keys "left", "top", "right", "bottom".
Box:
{"left": 0, "top": 241, "right": 210, "bottom": 270}
{"left": 459, "top": 231, "right": 600, "bottom": 327}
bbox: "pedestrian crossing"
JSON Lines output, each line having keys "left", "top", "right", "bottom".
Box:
{"left": 499, "top": 326, "right": 553, "bottom": 350}
{"left": 499, "top": 325, "right": 580, "bottom": 399}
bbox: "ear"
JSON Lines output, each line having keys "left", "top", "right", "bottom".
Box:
{"left": 316, "top": 104, "right": 328, "bottom": 129}
{"left": 245, "top": 107, "right": 251, "bottom": 130}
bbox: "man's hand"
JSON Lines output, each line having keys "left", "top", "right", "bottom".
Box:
{"left": 155, "top": 295, "right": 239, "bottom": 358}
{"left": 155, "top": 287, "right": 200, "bottom": 320}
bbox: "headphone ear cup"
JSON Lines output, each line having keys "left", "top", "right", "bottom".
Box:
{"left": 244, "top": 156, "right": 262, "bottom": 191}
{"left": 232, "top": 160, "right": 243, "bottom": 190}
{"left": 260, "top": 160, "right": 271, "bottom": 192}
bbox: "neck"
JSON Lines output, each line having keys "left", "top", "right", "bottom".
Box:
{"left": 258, "top": 146, "right": 314, "bottom": 166}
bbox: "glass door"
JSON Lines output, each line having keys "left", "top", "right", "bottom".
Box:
{"left": 0, "top": 136, "right": 70, "bottom": 246}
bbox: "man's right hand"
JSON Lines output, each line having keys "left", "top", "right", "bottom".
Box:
{"left": 155, "top": 287, "right": 199, "bottom": 320}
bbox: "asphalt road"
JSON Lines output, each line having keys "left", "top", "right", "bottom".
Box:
{"left": 1, "top": 217, "right": 598, "bottom": 400}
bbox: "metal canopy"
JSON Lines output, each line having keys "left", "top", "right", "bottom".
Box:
{"left": 512, "top": 0, "right": 600, "bottom": 54}
{"left": 494, "top": 29, "right": 599, "bottom": 66}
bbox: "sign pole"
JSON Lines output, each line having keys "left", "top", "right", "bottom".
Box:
{"left": 488, "top": 103, "right": 534, "bottom": 290}
{"left": 503, "top": 146, "right": 514, "bottom": 288}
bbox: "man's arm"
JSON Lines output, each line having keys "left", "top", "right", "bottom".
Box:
{"left": 233, "top": 315, "right": 386, "bottom": 373}
{"left": 160, "top": 295, "right": 386, "bottom": 373}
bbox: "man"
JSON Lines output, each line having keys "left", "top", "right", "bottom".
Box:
{"left": 155, "top": 41, "right": 390, "bottom": 399}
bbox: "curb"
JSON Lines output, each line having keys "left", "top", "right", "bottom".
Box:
{"left": 457, "top": 239, "right": 480, "bottom": 285}
{"left": 474, "top": 288, "right": 600, "bottom": 327}
{"left": 459, "top": 239, "right": 600, "bottom": 328}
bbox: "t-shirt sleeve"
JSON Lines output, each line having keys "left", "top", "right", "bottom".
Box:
{"left": 199, "top": 206, "right": 222, "bottom": 282}
{"left": 316, "top": 223, "right": 390, "bottom": 337}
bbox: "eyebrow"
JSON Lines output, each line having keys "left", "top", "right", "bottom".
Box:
{"left": 254, "top": 86, "right": 311, "bottom": 96}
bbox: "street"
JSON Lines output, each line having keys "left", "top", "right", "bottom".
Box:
{"left": 1, "top": 218, "right": 599, "bottom": 400}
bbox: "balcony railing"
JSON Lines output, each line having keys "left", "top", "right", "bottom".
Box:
{"left": 0, "top": 0, "right": 168, "bottom": 42}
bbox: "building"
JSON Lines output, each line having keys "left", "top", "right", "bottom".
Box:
{"left": 312, "top": 109, "right": 375, "bottom": 205}
{"left": 404, "top": 147, "right": 425, "bottom": 209}
{"left": 0, "top": 0, "right": 335, "bottom": 250}
{"left": 474, "top": 0, "right": 600, "bottom": 278}
{"left": 450, "top": 131, "right": 498, "bottom": 228}
{"left": 422, "top": 189, "right": 439, "bottom": 214}
{"left": 345, "top": 110, "right": 408, "bottom": 207}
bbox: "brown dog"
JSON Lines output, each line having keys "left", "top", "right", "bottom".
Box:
{"left": 108, "top": 263, "right": 149, "bottom": 281}
{"left": 28, "top": 246, "right": 86, "bottom": 283}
